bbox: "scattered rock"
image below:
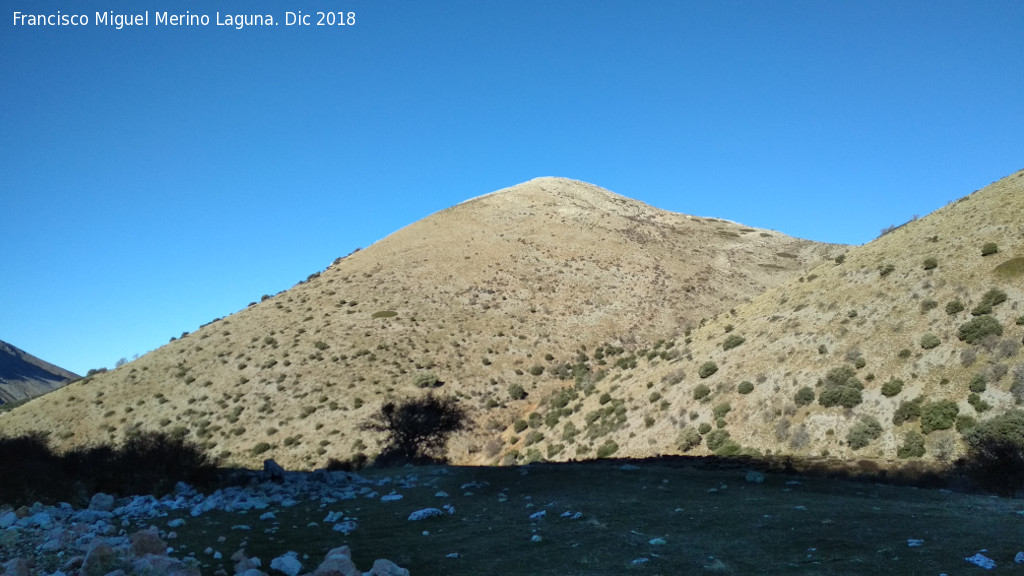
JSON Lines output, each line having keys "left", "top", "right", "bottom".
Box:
{"left": 408, "top": 508, "right": 444, "bottom": 521}
{"left": 366, "top": 558, "right": 410, "bottom": 576}
{"left": 89, "top": 492, "right": 116, "bottom": 511}
{"left": 966, "top": 552, "right": 996, "bottom": 569}
{"left": 270, "top": 551, "right": 303, "bottom": 576}
{"left": 264, "top": 459, "right": 286, "bottom": 482}
{"left": 907, "top": 539, "right": 924, "bottom": 547}
{"left": 745, "top": 470, "right": 765, "bottom": 484}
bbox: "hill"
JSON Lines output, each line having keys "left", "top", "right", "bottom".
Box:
{"left": 0, "top": 339, "right": 79, "bottom": 405}
{"left": 0, "top": 177, "right": 839, "bottom": 468}
{"left": 510, "top": 170, "right": 1024, "bottom": 467}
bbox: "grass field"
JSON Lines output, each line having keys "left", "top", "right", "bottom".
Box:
{"left": 156, "top": 459, "right": 1023, "bottom": 575}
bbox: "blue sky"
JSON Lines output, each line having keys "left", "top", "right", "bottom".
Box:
{"left": 2, "top": 0, "right": 1022, "bottom": 375}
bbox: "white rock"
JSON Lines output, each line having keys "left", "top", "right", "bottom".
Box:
{"left": 89, "top": 493, "right": 116, "bottom": 512}
{"left": 0, "top": 512, "right": 17, "bottom": 529}
{"left": 529, "top": 510, "right": 547, "bottom": 520}
{"left": 434, "top": 491, "right": 449, "bottom": 498}
{"left": 408, "top": 508, "right": 444, "bottom": 521}
{"left": 631, "top": 558, "right": 649, "bottom": 566}
{"left": 966, "top": 553, "right": 996, "bottom": 569}
{"left": 907, "top": 539, "right": 924, "bottom": 547}
{"left": 270, "top": 551, "right": 302, "bottom": 576}
{"left": 649, "top": 537, "right": 667, "bottom": 546}
{"left": 332, "top": 520, "right": 357, "bottom": 535}
{"left": 1015, "top": 551, "right": 1024, "bottom": 563}
{"left": 324, "top": 511, "right": 343, "bottom": 523}
{"left": 446, "top": 553, "right": 460, "bottom": 559}
{"left": 259, "top": 512, "right": 276, "bottom": 521}
{"left": 380, "top": 493, "right": 403, "bottom": 502}
{"left": 168, "top": 518, "right": 186, "bottom": 528}
{"left": 531, "top": 535, "right": 543, "bottom": 543}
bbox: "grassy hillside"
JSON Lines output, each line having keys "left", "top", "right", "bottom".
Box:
{"left": 0, "top": 177, "right": 838, "bottom": 469}
{"left": 510, "top": 170, "right": 1024, "bottom": 467}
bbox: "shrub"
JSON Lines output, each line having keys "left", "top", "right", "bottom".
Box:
{"left": 995, "top": 257, "right": 1024, "bottom": 279}
{"left": 508, "top": 383, "right": 527, "bottom": 400}
{"left": 737, "top": 381, "right": 754, "bottom": 394}
{"left": 969, "top": 374, "right": 987, "bottom": 393}
{"left": 958, "top": 410, "right": 1024, "bottom": 495}
{"left": 528, "top": 365, "right": 545, "bottom": 376}
{"left": 847, "top": 416, "right": 883, "bottom": 450}
{"left": 712, "top": 402, "right": 732, "bottom": 420}
{"left": 596, "top": 440, "right": 619, "bottom": 459}
{"left": 981, "top": 242, "right": 998, "bottom": 256}
{"left": 371, "top": 310, "right": 398, "bottom": 318}
{"left": 878, "top": 264, "right": 896, "bottom": 277}
{"left": 794, "top": 386, "right": 815, "bottom": 407}
{"left": 513, "top": 419, "right": 528, "bottom": 433}
{"left": 677, "top": 428, "right": 702, "bottom": 452}
{"left": 920, "top": 400, "right": 959, "bottom": 434}
{"left": 414, "top": 372, "right": 443, "bottom": 388}
{"left": 897, "top": 348, "right": 912, "bottom": 359}
{"left": 698, "top": 362, "right": 718, "bottom": 379}
{"left": 893, "top": 396, "right": 924, "bottom": 425}
{"left": 968, "top": 393, "right": 991, "bottom": 413}
{"left": 1018, "top": 316, "right": 1024, "bottom": 326}
{"left": 919, "top": 334, "right": 941, "bottom": 350}
{"left": 818, "top": 366, "right": 864, "bottom": 408}
{"left": 956, "top": 415, "right": 977, "bottom": 433}
{"left": 945, "top": 300, "right": 965, "bottom": 315}
{"left": 704, "top": 429, "right": 732, "bottom": 452}
{"left": 722, "top": 335, "right": 745, "bottom": 351}
{"left": 881, "top": 379, "right": 904, "bottom": 397}
{"left": 363, "top": 393, "right": 467, "bottom": 465}
{"left": 920, "top": 299, "right": 938, "bottom": 313}
{"left": 698, "top": 422, "right": 712, "bottom": 435}
{"left": 693, "top": 384, "right": 711, "bottom": 400}
{"left": 922, "top": 257, "right": 938, "bottom": 270}
{"left": 957, "top": 316, "right": 1003, "bottom": 344}
{"left": 971, "top": 288, "right": 1008, "bottom": 316}
{"left": 897, "top": 431, "right": 926, "bottom": 458}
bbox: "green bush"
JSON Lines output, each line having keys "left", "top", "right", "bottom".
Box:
{"left": 893, "top": 396, "right": 924, "bottom": 425}
{"left": 508, "top": 383, "right": 528, "bottom": 400}
{"left": 922, "top": 257, "right": 938, "bottom": 270}
{"left": 958, "top": 410, "right": 1024, "bottom": 495}
{"left": 945, "top": 300, "right": 965, "bottom": 315}
{"left": 722, "top": 334, "right": 745, "bottom": 351}
{"left": 414, "top": 372, "right": 443, "bottom": 388}
{"left": 920, "top": 299, "right": 938, "bottom": 313}
{"left": 878, "top": 264, "right": 896, "bottom": 277}
{"left": 897, "top": 348, "right": 912, "bottom": 359}
{"left": 513, "top": 419, "right": 528, "bottom": 433}
{"left": 704, "top": 429, "right": 733, "bottom": 452}
{"left": 528, "top": 365, "right": 545, "bottom": 376}
{"left": 596, "top": 440, "right": 619, "bottom": 459}
{"left": 921, "top": 400, "right": 959, "bottom": 434}
{"left": 693, "top": 384, "right": 711, "bottom": 400}
{"left": 968, "top": 393, "right": 991, "bottom": 413}
{"left": 698, "top": 422, "right": 712, "bottom": 435}
{"left": 897, "top": 431, "right": 926, "bottom": 458}
{"left": 981, "top": 242, "right": 998, "bottom": 256}
{"left": 677, "top": 427, "right": 702, "bottom": 452}
{"left": 919, "top": 334, "right": 941, "bottom": 350}
{"left": 971, "top": 288, "right": 1008, "bottom": 316}
{"left": 818, "top": 366, "right": 864, "bottom": 408}
{"left": 737, "top": 381, "right": 754, "bottom": 394}
{"left": 881, "top": 379, "right": 904, "bottom": 397}
{"left": 794, "top": 386, "right": 815, "bottom": 407}
{"left": 956, "top": 415, "right": 977, "bottom": 433}
{"left": 712, "top": 402, "right": 732, "bottom": 420}
{"left": 371, "top": 310, "right": 398, "bottom": 318}
{"left": 698, "top": 362, "right": 719, "bottom": 379}
{"left": 969, "top": 374, "right": 987, "bottom": 393}
{"left": 846, "top": 416, "right": 883, "bottom": 450}
{"left": 957, "top": 316, "right": 1003, "bottom": 344}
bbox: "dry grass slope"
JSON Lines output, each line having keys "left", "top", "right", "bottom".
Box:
{"left": 3, "top": 172, "right": 1021, "bottom": 473}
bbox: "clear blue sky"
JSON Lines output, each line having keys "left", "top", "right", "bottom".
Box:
{"left": 2, "top": 0, "right": 1022, "bottom": 375}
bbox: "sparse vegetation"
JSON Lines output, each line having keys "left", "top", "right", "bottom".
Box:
{"left": 920, "top": 400, "right": 959, "bottom": 434}
{"left": 981, "top": 242, "right": 998, "bottom": 256}
{"left": 897, "top": 431, "right": 926, "bottom": 458}
{"left": 945, "top": 300, "right": 965, "bottom": 315}
{"left": 737, "top": 381, "right": 754, "bottom": 394}
{"left": 881, "top": 379, "right": 904, "bottom": 397}
{"left": 818, "top": 366, "right": 863, "bottom": 409}
{"left": 922, "top": 257, "right": 938, "bottom": 270}
{"left": 794, "top": 386, "right": 815, "bottom": 407}
{"left": 958, "top": 410, "right": 1024, "bottom": 495}
{"left": 970, "top": 288, "right": 1007, "bottom": 316}
{"left": 919, "top": 334, "right": 941, "bottom": 350}
{"left": 693, "top": 384, "right": 711, "bottom": 400}
{"left": 722, "top": 334, "right": 745, "bottom": 351}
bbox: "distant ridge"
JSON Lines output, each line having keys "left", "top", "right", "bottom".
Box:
{"left": 0, "top": 340, "right": 79, "bottom": 404}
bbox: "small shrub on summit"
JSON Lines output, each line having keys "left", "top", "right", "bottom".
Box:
{"left": 881, "top": 379, "right": 904, "bottom": 397}
{"left": 722, "top": 334, "right": 745, "bottom": 351}
{"left": 981, "top": 242, "right": 999, "bottom": 256}
{"left": 847, "top": 416, "right": 883, "bottom": 450}
{"left": 945, "top": 300, "right": 965, "bottom": 315}
{"left": 958, "top": 316, "right": 1003, "bottom": 344}
{"left": 698, "top": 362, "right": 718, "bottom": 379}
{"left": 920, "top": 334, "right": 941, "bottom": 350}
